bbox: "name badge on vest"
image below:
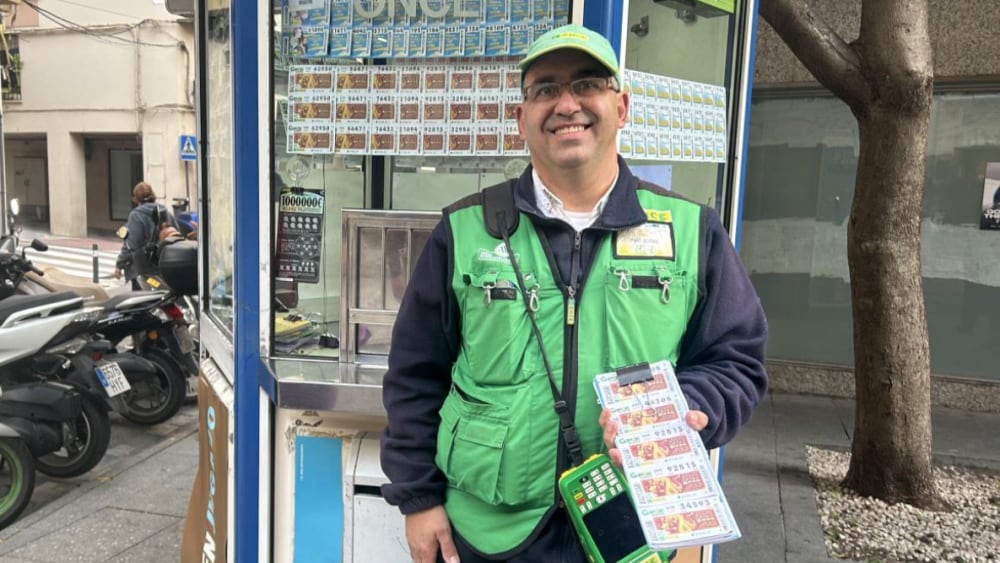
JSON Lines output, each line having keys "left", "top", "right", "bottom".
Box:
{"left": 615, "top": 212, "right": 675, "bottom": 260}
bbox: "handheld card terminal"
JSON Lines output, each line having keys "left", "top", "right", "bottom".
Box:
{"left": 559, "top": 454, "right": 675, "bottom": 563}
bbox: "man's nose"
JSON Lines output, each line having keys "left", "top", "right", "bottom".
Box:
{"left": 553, "top": 84, "right": 583, "bottom": 115}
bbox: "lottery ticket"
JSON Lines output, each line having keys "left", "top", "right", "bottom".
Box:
{"left": 593, "top": 360, "right": 740, "bottom": 548}
{"left": 637, "top": 498, "right": 740, "bottom": 549}
{"left": 626, "top": 460, "right": 717, "bottom": 505}
{"left": 288, "top": 65, "right": 333, "bottom": 92}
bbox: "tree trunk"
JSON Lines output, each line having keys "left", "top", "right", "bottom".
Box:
{"left": 842, "top": 106, "right": 945, "bottom": 510}
{"left": 759, "top": 0, "right": 947, "bottom": 510}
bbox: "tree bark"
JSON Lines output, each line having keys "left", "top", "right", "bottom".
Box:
{"left": 760, "top": 0, "right": 946, "bottom": 509}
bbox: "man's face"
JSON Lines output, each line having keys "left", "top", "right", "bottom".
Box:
{"left": 516, "top": 49, "right": 629, "bottom": 174}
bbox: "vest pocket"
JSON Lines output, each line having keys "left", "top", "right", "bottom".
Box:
{"left": 603, "top": 264, "right": 689, "bottom": 368}
{"left": 436, "top": 383, "right": 549, "bottom": 507}
{"left": 458, "top": 270, "right": 535, "bottom": 384}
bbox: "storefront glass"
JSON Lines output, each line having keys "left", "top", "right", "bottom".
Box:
{"left": 622, "top": 0, "right": 737, "bottom": 210}
{"left": 204, "top": 1, "right": 235, "bottom": 335}
{"left": 270, "top": 0, "right": 569, "bottom": 367}
{"left": 743, "top": 91, "right": 1000, "bottom": 382}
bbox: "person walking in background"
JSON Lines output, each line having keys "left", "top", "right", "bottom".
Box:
{"left": 380, "top": 24, "right": 768, "bottom": 562}
{"left": 114, "top": 181, "right": 178, "bottom": 288}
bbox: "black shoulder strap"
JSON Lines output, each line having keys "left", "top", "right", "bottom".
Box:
{"left": 482, "top": 179, "right": 519, "bottom": 240}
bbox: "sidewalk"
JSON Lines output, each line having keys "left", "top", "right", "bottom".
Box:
{"left": 717, "top": 393, "right": 1000, "bottom": 562}
{"left": 0, "top": 393, "right": 994, "bottom": 562}
{"left": 0, "top": 409, "right": 198, "bottom": 563}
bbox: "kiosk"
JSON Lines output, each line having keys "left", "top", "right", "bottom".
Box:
{"left": 178, "top": 1, "right": 760, "bottom": 561}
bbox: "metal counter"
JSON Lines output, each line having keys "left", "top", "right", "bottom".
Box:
{"left": 270, "top": 358, "right": 387, "bottom": 416}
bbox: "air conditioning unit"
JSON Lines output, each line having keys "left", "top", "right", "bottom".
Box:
{"left": 165, "top": 0, "right": 194, "bottom": 18}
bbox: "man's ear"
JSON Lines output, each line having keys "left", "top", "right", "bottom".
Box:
{"left": 617, "top": 90, "right": 630, "bottom": 129}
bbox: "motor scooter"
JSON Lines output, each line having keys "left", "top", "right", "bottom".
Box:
{"left": 0, "top": 249, "right": 186, "bottom": 427}
{"left": 1, "top": 200, "right": 197, "bottom": 409}
{"left": 0, "top": 290, "right": 111, "bottom": 478}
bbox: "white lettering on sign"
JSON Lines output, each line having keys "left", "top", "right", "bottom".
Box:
{"left": 352, "top": 0, "right": 476, "bottom": 19}
{"left": 202, "top": 405, "right": 218, "bottom": 563}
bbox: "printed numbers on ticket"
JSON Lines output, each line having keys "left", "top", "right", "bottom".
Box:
{"left": 638, "top": 498, "right": 740, "bottom": 547}
{"left": 626, "top": 460, "right": 718, "bottom": 505}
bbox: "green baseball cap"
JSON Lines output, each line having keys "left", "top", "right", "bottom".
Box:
{"left": 519, "top": 24, "right": 621, "bottom": 87}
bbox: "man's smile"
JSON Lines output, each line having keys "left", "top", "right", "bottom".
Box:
{"left": 549, "top": 123, "right": 592, "bottom": 136}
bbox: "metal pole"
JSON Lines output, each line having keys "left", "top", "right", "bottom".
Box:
{"left": 92, "top": 243, "right": 99, "bottom": 283}
{"left": 0, "top": 80, "right": 7, "bottom": 236}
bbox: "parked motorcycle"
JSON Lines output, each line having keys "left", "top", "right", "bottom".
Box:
{"left": 0, "top": 427, "right": 34, "bottom": 530}
{"left": 0, "top": 251, "right": 186, "bottom": 427}
{"left": 0, "top": 291, "right": 111, "bottom": 478}
{"left": 0, "top": 379, "right": 89, "bottom": 509}
{"left": 18, "top": 264, "right": 198, "bottom": 405}
{"left": 0, "top": 205, "right": 196, "bottom": 411}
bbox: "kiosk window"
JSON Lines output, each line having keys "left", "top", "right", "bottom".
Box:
{"left": 204, "top": 2, "right": 235, "bottom": 335}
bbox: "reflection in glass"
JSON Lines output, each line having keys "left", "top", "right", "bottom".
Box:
{"left": 744, "top": 93, "right": 1000, "bottom": 382}
{"left": 205, "top": 4, "right": 235, "bottom": 334}
{"left": 623, "top": 0, "right": 733, "bottom": 208}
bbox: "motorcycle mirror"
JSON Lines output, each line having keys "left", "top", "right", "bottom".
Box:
{"left": 8, "top": 198, "right": 19, "bottom": 217}
{"left": 115, "top": 225, "right": 129, "bottom": 240}
{"left": 30, "top": 239, "right": 48, "bottom": 252}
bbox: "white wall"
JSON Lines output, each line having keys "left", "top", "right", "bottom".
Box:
{"left": 2, "top": 5, "right": 195, "bottom": 236}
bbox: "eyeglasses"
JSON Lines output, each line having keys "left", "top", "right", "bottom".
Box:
{"left": 522, "top": 76, "right": 619, "bottom": 103}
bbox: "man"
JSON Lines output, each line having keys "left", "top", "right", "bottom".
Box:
{"left": 381, "top": 24, "right": 768, "bottom": 562}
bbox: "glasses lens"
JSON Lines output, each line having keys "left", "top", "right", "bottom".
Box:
{"left": 571, "top": 78, "right": 607, "bottom": 97}
{"left": 525, "top": 78, "right": 612, "bottom": 101}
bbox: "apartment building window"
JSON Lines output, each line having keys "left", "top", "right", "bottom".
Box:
{"left": 1, "top": 33, "right": 21, "bottom": 102}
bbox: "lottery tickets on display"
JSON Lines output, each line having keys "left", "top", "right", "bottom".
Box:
{"left": 593, "top": 360, "right": 741, "bottom": 549}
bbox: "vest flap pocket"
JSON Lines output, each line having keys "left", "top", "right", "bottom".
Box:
{"left": 603, "top": 263, "right": 690, "bottom": 368}
{"left": 457, "top": 418, "right": 506, "bottom": 448}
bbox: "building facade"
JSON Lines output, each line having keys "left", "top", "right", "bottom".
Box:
{"left": 1, "top": 0, "right": 195, "bottom": 237}
{"left": 745, "top": 0, "right": 1000, "bottom": 407}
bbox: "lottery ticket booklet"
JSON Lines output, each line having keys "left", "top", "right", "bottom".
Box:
{"left": 593, "top": 360, "right": 741, "bottom": 549}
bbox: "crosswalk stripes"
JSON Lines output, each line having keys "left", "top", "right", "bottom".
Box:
{"left": 24, "top": 245, "right": 120, "bottom": 281}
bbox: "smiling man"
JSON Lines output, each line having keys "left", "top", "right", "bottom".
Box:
{"left": 380, "top": 24, "right": 768, "bottom": 563}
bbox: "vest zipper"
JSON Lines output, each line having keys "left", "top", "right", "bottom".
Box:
{"left": 566, "top": 232, "right": 581, "bottom": 325}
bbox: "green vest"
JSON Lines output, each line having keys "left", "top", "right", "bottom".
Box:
{"left": 437, "top": 185, "right": 702, "bottom": 555}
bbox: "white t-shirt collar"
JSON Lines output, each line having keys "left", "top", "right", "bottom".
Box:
{"left": 532, "top": 168, "right": 618, "bottom": 232}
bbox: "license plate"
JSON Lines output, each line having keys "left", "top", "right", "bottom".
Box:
{"left": 96, "top": 361, "right": 131, "bottom": 398}
{"left": 175, "top": 325, "right": 195, "bottom": 354}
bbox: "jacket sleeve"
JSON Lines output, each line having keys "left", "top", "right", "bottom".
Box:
{"left": 116, "top": 210, "right": 147, "bottom": 269}
{"left": 380, "top": 220, "right": 460, "bottom": 514}
{"left": 676, "top": 207, "right": 768, "bottom": 450}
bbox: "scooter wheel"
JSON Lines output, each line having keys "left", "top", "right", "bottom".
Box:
{"left": 35, "top": 397, "right": 111, "bottom": 479}
{"left": 121, "top": 348, "right": 187, "bottom": 426}
{"left": 0, "top": 437, "right": 34, "bottom": 530}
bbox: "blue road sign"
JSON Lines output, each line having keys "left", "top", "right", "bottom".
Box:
{"left": 180, "top": 135, "right": 198, "bottom": 161}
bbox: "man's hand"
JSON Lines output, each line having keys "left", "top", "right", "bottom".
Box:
{"left": 113, "top": 268, "right": 122, "bottom": 280}
{"left": 405, "top": 505, "right": 460, "bottom": 563}
{"left": 599, "top": 409, "right": 709, "bottom": 467}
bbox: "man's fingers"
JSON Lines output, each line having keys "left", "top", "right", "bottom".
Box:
{"left": 603, "top": 416, "right": 618, "bottom": 450}
{"left": 437, "top": 530, "right": 460, "bottom": 563}
{"left": 686, "top": 410, "right": 708, "bottom": 431}
{"left": 608, "top": 448, "right": 623, "bottom": 467}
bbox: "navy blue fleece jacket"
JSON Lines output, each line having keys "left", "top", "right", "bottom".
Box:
{"left": 380, "top": 160, "right": 768, "bottom": 515}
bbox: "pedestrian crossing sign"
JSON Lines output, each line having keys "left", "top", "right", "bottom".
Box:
{"left": 180, "top": 135, "right": 198, "bottom": 161}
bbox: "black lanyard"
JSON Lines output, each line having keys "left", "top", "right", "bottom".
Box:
{"left": 495, "top": 208, "right": 585, "bottom": 468}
